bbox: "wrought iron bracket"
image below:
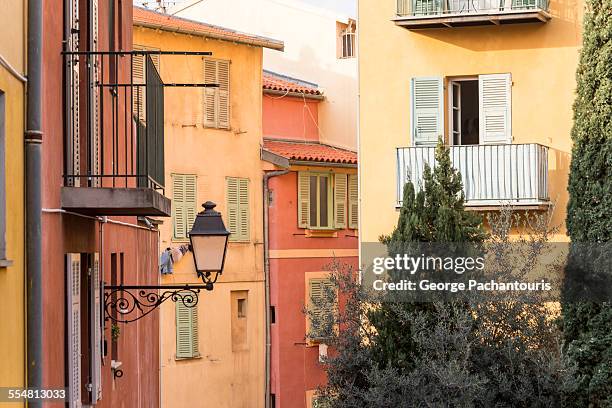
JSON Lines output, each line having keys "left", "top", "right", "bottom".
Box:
{"left": 104, "top": 284, "right": 212, "bottom": 324}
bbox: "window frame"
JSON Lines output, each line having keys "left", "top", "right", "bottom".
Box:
{"left": 307, "top": 172, "right": 334, "bottom": 230}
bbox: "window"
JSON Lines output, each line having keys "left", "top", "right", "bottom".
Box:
{"left": 172, "top": 174, "right": 197, "bottom": 240}
{"left": 231, "top": 291, "right": 248, "bottom": 351}
{"left": 298, "top": 172, "right": 353, "bottom": 230}
{"left": 237, "top": 298, "right": 247, "bottom": 318}
{"left": 0, "top": 91, "right": 8, "bottom": 266}
{"left": 226, "top": 177, "right": 250, "bottom": 242}
{"left": 176, "top": 295, "right": 199, "bottom": 359}
{"left": 411, "top": 74, "right": 512, "bottom": 146}
{"left": 337, "top": 20, "right": 356, "bottom": 59}
{"left": 307, "top": 278, "right": 335, "bottom": 341}
{"left": 203, "top": 58, "right": 230, "bottom": 129}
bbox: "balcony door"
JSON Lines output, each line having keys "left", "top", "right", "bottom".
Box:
{"left": 449, "top": 79, "right": 479, "bottom": 145}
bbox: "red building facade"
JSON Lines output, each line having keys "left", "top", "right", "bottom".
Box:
{"left": 262, "top": 71, "right": 358, "bottom": 408}
{"left": 41, "top": 1, "right": 165, "bottom": 406}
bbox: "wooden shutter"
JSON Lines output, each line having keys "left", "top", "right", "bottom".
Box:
{"left": 297, "top": 172, "right": 310, "bottom": 228}
{"left": 217, "top": 60, "right": 230, "bottom": 129}
{"left": 411, "top": 77, "right": 443, "bottom": 146}
{"left": 176, "top": 298, "right": 199, "bottom": 358}
{"left": 333, "top": 174, "right": 347, "bottom": 229}
{"left": 479, "top": 73, "right": 512, "bottom": 144}
{"left": 133, "top": 46, "right": 161, "bottom": 123}
{"left": 173, "top": 174, "right": 197, "bottom": 240}
{"left": 227, "top": 177, "right": 250, "bottom": 241}
{"left": 348, "top": 174, "right": 358, "bottom": 229}
{"left": 89, "top": 253, "right": 102, "bottom": 402}
{"left": 309, "top": 279, "right": 333, "bottom": 340}
{"left": 203, "top": 59, "right": 230, "bottom": 129}
{"left": 203, "top": 59, "right": 217, "bottom": 127}
{"left": 66, "top": 253, "right": 82, "bottom": 408}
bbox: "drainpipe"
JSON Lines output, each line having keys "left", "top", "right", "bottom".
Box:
{"left": 263, "top": 169, "right": 289, "bottom": 408}
{"left": 25, "top": 0, "right": 43, "bottom": 400}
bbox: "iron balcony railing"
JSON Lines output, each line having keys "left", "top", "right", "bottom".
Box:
{"left": 396, "top": 143, "right": 549, "bottom": 206}
{"left": 397, "top": 0, "right": 549, "bottom": 16}
{"left": 63, "top": 50, "right": 165, "bottom": 191}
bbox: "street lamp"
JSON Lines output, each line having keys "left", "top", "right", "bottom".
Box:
{"left": 104, "top": 201, "right": 230, "bottom": 324}
{"left": 189, "top": 201, "right": 230, "bottom": 290}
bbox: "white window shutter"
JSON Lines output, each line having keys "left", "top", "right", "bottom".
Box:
{"left": 479, "top": 73, "right": 512, "bottom": 144}
{"left": 90, "top": 253, "right": 102, "bottom": 403}
{"left": 411, "top": 77, "right": 443, "bottom": 146}
{"left": 334, "top": 174, "right": 347, "bottom": 229}
{"left": 66, "top": 253, "right": 82, "bottom": 408}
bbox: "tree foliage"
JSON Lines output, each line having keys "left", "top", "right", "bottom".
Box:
{"left": 563, "top": 0, "right": 612, "bottom": 405}
{"left": 309, "top": 142, "right": 575, "bottom": 407}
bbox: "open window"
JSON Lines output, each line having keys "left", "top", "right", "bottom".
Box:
{"left": 411, "top": 74, "right": 512, "bottom": 146}
{"left": 448, "top": 74, "right": 512, "bottom": 145}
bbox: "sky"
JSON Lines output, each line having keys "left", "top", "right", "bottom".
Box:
{"left": 301, "top": 0, "right": 356, "bottom": 15}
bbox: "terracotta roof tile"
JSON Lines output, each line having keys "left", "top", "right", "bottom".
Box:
{"left": 263, "top": 139, "right": 357, "bottom": 164}
{"left": 263, "top": 70, "right": 322, "bottom": 96}
{"left": 133, "top": 7, "right": 284, "bottom": 51}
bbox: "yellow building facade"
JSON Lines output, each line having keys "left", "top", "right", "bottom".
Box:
{"left": 358, "top": 0, "right": 583, "bottom": 243}
{"left": 133, "top": 7, "right": 283, "bottom": 408}
{"left": 0, "top": 0, "right": 26, "bottom": 404}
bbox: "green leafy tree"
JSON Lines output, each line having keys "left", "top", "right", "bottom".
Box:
{"left": 563, "top": 0, "right": 612, "bottom": 405}
{"left": 310, "top": 141, "right": 575, "bottom": 407}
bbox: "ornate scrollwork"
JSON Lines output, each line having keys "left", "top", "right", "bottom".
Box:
{"left": 104, "top": 286, "right": 202, "bottom": 324}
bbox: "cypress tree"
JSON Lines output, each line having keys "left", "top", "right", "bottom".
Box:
{"left": 372, "top": 140, "right": 486, "bottom": 369}
{"left": 563, "top": 0, "right": 612, "bottom": 405}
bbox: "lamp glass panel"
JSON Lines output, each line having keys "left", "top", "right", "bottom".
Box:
{"left": 191, "top": 235, "right": 227, "bottom": 272}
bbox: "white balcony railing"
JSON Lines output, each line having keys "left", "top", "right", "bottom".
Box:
{"left": 397, "top": 0, "right": 549, "bottom": 17}
{"left": 396, "top": 144, "right": 549, "bottom": 207}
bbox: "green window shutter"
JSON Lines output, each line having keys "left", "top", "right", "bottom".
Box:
{"left": 411, "top": 77, "right": 443, "bottom": 146}
{"left": 309, "top": 278, "right": 333, "bottom": 340}
{"left": 238, "top": 178, "right": 249, "bottom": 241}
{"left": 227, "top": 177, "right": 249, "bottom": 241}
{"left": 348, "top": 174, "right": 358, "bottom": 229}
{"left": 297, "top": 172, "right": 310, "bottom": 228}
{"left": 173, "top": 174, "right": 197, "bottom": 240}
{"left": 175, "top": 297, "right": 199, "bottom": 358}
{"left": 333, "top": 173, "right": 347, "bottom": 229}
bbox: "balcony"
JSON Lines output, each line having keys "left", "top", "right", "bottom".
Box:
{"left": 396, "top": 144, "right": 550, "bottom": 210}
{"left": 61, "top": 50, "right": 170, "bottom": 216}
{"left": 394, "top": 0, "right": 551, "bottom": 29}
